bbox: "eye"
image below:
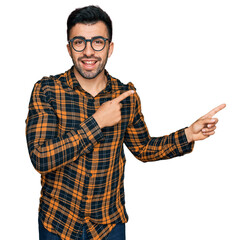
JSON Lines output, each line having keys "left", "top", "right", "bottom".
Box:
{"left": 93, "top": 38, "right": 104, "bottom": 45}
{"left": 74, "top": 39, "right": 84, "bottom": 45}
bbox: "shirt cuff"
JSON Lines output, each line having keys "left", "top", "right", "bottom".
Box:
{"left": 77, "top": 116, "right": 105, "bottom": 153}
{"left": 174, "top": 128, "right": 195, "bottom": 156}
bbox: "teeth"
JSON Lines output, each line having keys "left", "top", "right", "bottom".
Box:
{"left": 83, "top": 61, "right": 96, "bottom": 64}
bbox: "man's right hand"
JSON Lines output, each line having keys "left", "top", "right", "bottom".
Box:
{"left": 93, "top": 90, "right": 135, "bottom": 129}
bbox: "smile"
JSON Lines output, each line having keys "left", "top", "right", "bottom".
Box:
{"left": 82, "top": 60, "right": 97, "bottom": 65}
{"left": 80, "top": 59, "right": 98, "bottom": 70}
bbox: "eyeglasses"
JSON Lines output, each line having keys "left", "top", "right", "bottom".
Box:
{"left": 69, "top": 36, "right": 110, "bottom": 52}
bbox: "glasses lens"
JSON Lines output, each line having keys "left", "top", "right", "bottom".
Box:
{"left": 72, "top": 38, "right": 85, "bottom": 51}
{"left": 92, "top": 37, "right": 106, "bottom": 51}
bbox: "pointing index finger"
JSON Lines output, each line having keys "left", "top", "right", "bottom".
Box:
{"left": 202, "top": 103, "right": 226, "bottom": 119}
{"left": 113, "top": 90, "right": 135, "bottom": 103}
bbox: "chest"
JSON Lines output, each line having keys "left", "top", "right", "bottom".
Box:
{"left": 49, "top": 90, "right": 134, "bottom": 137}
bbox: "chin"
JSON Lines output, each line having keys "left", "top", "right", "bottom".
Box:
{"left": 80, "top": 70, "right": 101, "bottom": 80}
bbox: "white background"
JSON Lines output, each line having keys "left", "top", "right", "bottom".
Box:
{"left": 0, "top": 0, "right": 250, "bottom": 239}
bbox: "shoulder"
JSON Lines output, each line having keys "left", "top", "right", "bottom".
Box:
{"left": 109, "top": 74, "right": 142, "bottom": 108}
{"left": 109, "top": 74, "right": 137, "bottom": 92}
{"left": 32, "top": 71, "right": 67, "bottom": 95}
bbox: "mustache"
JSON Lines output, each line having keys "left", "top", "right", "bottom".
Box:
{"left": 78, "top": 55, "right": 101, "bottom": 61}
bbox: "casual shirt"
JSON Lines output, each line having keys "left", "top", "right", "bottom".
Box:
{"left": 25, "top": 67, "right": 194, "bottom": 240}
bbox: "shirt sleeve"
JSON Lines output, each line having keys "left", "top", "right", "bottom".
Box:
{"left": 124, "top": 91, "right": 194, "bottom": 162}
{"left": 25, "top": 81, "right": 104, "bottom": 174}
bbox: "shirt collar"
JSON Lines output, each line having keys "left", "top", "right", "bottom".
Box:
{"left": 66, "top": 66, "right": 112, "bottom": 94}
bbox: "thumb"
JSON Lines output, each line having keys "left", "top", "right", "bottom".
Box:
{"left": 192, "top": 117, "right": 218, "bottom": 133}
{"left": 196, "top": 118, "right": 218, "bottom": 132}
{"left": 199, "top": 117, "right": 218, "bottom": 125}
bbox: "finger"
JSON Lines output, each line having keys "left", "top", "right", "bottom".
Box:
{"left": 207, "top": 119, "right": 218, "bottom": 128}
{"left": 202, "top": 125, "right": 216, "bottom": 133}
{"left": 201, "top": 103, "right": 226, "bottom": 119}
{"left": 113, "top": 90, "right": 135, "bottom": 103}
{"left": 199, "top": 117, "right": 218, "bottom": 126}
{"left": 202, "top": 130, "right": 215, "bottom": 136}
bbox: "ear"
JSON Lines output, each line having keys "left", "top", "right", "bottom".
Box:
{"left": 108, "top": 42, "right": 114, "bottom": 58}
{"left": 67, "top": 43, "right": 72, "bottom": 57}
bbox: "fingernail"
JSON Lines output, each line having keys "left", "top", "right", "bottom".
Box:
{"left": 210, "top": 119, "right": 216, "bottom": 122}
{"left": 131, "top": 90, "right": 135, "bottom": 93}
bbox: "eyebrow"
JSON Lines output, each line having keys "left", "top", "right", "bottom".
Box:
{"left": 71, "top": 35, "right": 106, "bottom": 40}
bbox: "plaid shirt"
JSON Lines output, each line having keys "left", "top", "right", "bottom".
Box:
{"left": 25, "top": 67, "right": 194, "bottom": 240}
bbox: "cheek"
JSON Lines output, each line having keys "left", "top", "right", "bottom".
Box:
{"left": 71, "top": 52, "right": 80, "bottom": 62}
{"left": 67, "top": 47, "right": 79, "bottom": 60}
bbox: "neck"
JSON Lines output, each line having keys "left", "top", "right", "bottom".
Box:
{"left": 74, "top": 68, "right": 107, "bottom": 96}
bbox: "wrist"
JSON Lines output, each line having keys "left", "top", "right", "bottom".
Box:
{"left": 93, "top": 114, "right": 104, "bottom": 129}
{"left": 185, "top": 127, "right": 193, "bottom": 143}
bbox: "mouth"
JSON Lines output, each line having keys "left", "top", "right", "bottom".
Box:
{"left": 81, "top": 59, "right": 98, "bottom": 70}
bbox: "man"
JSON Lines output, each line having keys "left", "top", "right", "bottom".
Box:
{"left": 25, "top": 5, "right": 226, "bottom": 240}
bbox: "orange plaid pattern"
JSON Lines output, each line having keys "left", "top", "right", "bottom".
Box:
{"left": 26, "top": 67, "right": 194, "bottom": 239}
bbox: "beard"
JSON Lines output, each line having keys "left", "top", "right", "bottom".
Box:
{"left": 72, "top": 52, "right": 109, "bottom": 80}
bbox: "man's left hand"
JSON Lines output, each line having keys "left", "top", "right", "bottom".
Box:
{"left": 185, "top": 104, "right": 226, "bottom": 143}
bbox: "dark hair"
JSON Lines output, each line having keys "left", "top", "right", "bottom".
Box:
{"left": 67, "top": 5, "right": 113, "bottom": 41}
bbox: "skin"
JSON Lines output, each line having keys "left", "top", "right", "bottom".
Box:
{"left": 185, "top": 104, "right": 226, "bottom": 142}
{"left": 67, "top": 21, "right": 114, "bottom": 97}
{"left": 67, "top": 21, "right": 226, "bottom": 142}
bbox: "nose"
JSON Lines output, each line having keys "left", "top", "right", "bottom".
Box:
{"left": 83, "top": 41, "right": 95, "bottom": 56}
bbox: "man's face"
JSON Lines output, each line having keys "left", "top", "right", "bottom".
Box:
{"left": 67, "top": 21, "right": 114, "bottom": 80}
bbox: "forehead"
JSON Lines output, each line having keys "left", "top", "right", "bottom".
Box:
{"left": 69, "top": 21, "right": 109, "bottom": 39}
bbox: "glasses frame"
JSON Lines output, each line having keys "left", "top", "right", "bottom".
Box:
{"left": 69, "top": 36, "right": 110, "bottom": 52}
